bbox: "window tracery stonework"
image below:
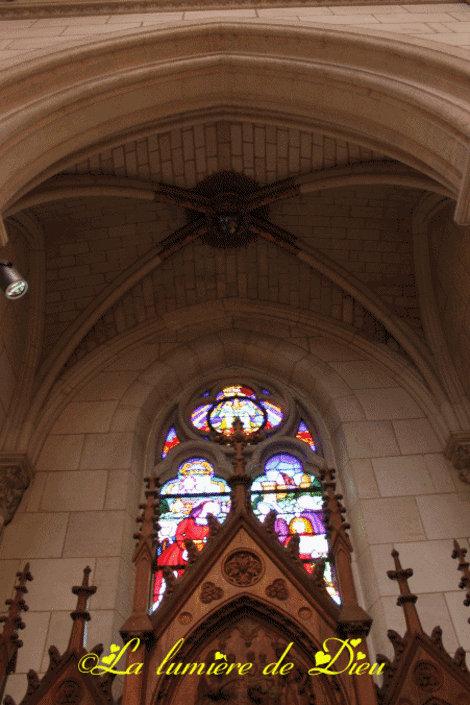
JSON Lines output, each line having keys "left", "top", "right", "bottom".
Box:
{"left": 151, "top": 379, "right": 340, "bottom": 608}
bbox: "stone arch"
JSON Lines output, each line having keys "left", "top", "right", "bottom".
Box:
{"left": 27, "top": 312, "right": 450, "bottom": 466}
{"left": 1, "top": 24, "right": 470, "bottom": 230}
{"left": 413, "top": 191, "right": 470, "bottom": 408}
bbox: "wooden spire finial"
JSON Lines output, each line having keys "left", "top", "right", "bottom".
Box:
{"left": 320, "top": 468, "right": 357, "bottom": 607}
{"left": 212, "top": 416, "right": 263, "bottom": 475}
{"left": 0, "top": 563, "right": 33, "bottom": 702}
{"left": 320, "top": 468, "right": 351, "bottom": 541}
{"left": 120, "top": 477, "right": 160, "bottom": 704}
{"left": 320, "top": 468, "right": 376, "bottom": 704}
{"left": 387, "top": 549, "right": 423, "bottom": 634}
{"left": 67, "top": 566, "right": 97, "bottom": 655}
{"left": 134, "top": 476, "right": 160, "bottom": 548}
{"left": 123, "top": 475, "right": 160, "bottom": 639}
{"left": 452, "top": 539, "right": 470, "bottom": 622}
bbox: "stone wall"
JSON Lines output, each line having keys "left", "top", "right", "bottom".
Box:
{"left": 1, "top": 4, "right": 470, "bottom": 69}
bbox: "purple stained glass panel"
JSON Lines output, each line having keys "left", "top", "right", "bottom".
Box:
{"left": 190, "top": 403, "right": 211, "bottom": 432}
{"left": 251, "top": 453, "right": 340, "bottom": 604}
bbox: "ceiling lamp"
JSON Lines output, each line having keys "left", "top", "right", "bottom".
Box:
{"left": 0, "top": 261, "right": 28, "bottom": 299}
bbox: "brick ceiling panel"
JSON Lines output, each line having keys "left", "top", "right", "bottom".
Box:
{"left": 63, "top": 121, "right": 390, "bottom": 187}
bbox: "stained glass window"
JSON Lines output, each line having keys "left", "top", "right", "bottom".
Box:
{"left": 296, "top": 421, "right": 316, "bottom": 452}
{"left": 162, "top": 427, "right": 181, "bottom": 458}
{"left": 209, "top": 397, "right": 265, "bottom": 435}
{"left": 152, "top": 457, "right": 231, "bottom": 610}
{"left": 191, "top": 385, "right": 283, "bottom": 435}
{"left": 260, "top": 400, "right": 283, "bottom": 430}
{"left": 251, "top": 453, "right": 340, "bottom": 604}
{"left": 216, "top": 385, "right": 256, "bottom": 400}
{"left": 190, "top": 404, "right": 211, "bottom": 432}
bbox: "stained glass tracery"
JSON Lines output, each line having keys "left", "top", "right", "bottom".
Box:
{"left": 296, "top": 421, "right": 316, "bottom": 452}
{"left": 152, "top": 457, "right": 231, "bottom": 610}
{"left": 216, "top": 385, "right": 256, "bottom": 400}
{"left": 190, "top": 403, "right": 212, "bottom": 432}
{"left": 153, "top": 383, "right": 337, "bottom": 611}
{"left": 162, "top": 427, "right": 181, "bottom": 458}
{"left": 259, "top": 400, "right": 283, "bottom": 429}
{"left": 209, "top": 397, "right": 265, "bottom": 435}
{"left": 191, "top": 385, "right": 284, "bottom": 435}
{"left": 251, "top": 453, "right": 340, "bottom": 604}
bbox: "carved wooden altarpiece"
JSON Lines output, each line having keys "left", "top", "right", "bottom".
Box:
{"left": 375, "top": 549, "right": 470, "bottom": 705}
{"left": 1, "top": 421, "right": 470, "bottom": 705}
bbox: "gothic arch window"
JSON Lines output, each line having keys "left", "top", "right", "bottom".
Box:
{"left": 152, "top": 380, "right": 336, "bottom": 610}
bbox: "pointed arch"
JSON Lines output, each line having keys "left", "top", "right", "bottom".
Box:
{"left": 150, "top": 595, "right": 348, "bottom": 705}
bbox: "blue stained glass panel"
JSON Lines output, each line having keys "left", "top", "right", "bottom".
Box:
{"left": 190, "top": 403, "right": 211, "bottom": 432}
{"left": 259, "top": 400, "right": 283, "bottom": 429}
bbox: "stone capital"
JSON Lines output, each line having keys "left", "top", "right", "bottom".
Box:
{"left": 445, "top": 433, "right": 470, "bottom": 484}
{"left": 0, "top": 453, "right": 34, "bottom": 524}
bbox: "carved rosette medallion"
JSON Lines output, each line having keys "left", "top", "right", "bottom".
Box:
{"left": 54, "top": 679, "right": 83, "bottom": 704}
{"left": 178, "top": 612, "right": 193, "bottom": 625}
{"left": 222, "top": 550, "right": 264, "bottom": 587}
{"left": 265, "top": 578, "right": 289, "bottom": 600}
{"left": 186, "top": 172, "right": 271, "bottom": 249}
{"left": 200, "top": 581, "right": 224, "bottom": 603}
{"left": 413, "top": 661, "right": 443, "bottom": 692}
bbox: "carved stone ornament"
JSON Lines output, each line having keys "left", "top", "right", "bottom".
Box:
{"left": 265, "top": 578, "right": 289, "bottom": 601}
{"left": 298, "top": 607, "right": 312, "bottom": 620}
{"left": 178, "top": 612, "right": 193, "bottom": 625}
{"left": 222, "top": 550, "right": 263, "bottom": 587}
{"left": 444, "top": 432, "right": 470, "bottom": 484}
{"left": 54, "top": 678, "right": 83, "bottom": 704}
{"left": 413, "top": 661, "right": 443, "bottom": 692}
{"left": 200, "top": 582, "right": 224, "bottom": 604}
{"left": 0, "top": 454, "right": 33, "bottom": 525}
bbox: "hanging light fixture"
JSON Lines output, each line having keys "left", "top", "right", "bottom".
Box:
{"left": 0, "top": 261, "right": 28, "bottom": 299}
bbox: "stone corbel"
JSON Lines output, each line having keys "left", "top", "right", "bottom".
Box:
{"left": 445, "top": 433, "right": 470, "bottom": 485}
{"left": 0, "top": 453, "right": 33, "bottom": 532}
